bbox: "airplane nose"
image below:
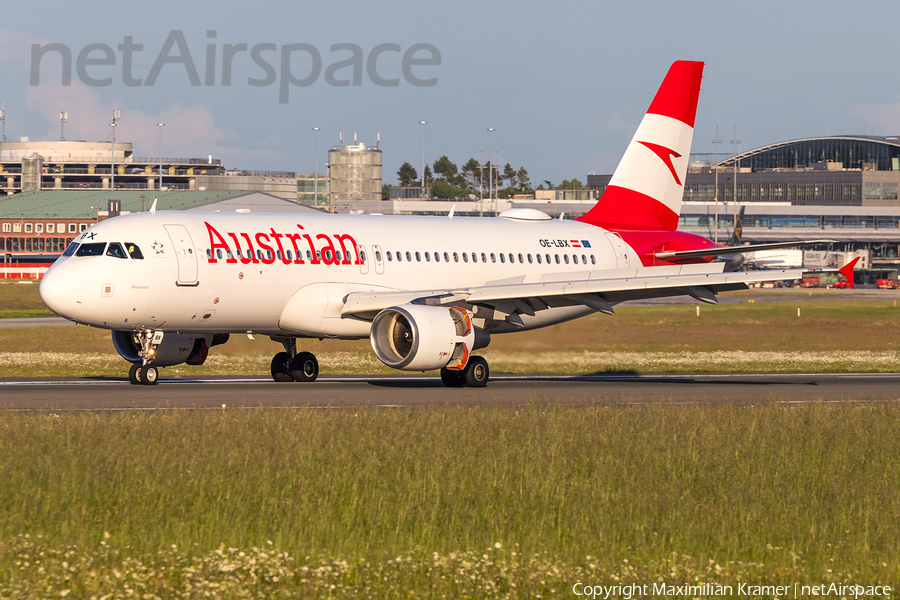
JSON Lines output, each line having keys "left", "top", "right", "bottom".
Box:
{"left": 40, "top": 262, "right": 86, "bottom": 320}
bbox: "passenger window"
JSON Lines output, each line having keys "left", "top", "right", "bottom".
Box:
{"left": 471, "top": 253, "right": 477, "bottom": 263}
{"left": 443, "top": 252, "right": 450, "bottom": 262}
{"left": 324, "top": 249, "right": 332, "bottom": 262}
{"left": 387, "top": 251, "right": 393, "bottom": 262}
{"left": 206, "top": 249, "right": 212, "bottom": 259}
{"left": 406, "top": 251, "right": 412, "bottom": 262}
{"left": 554, "top": 254, "right": 560, "bottom": 264}
{"left": 582, "top": 254, "right": 587, "bottom": 264}
{"left": 375, "top": 250, "right": 382, "bottom": 262}
{"left": 564, "top": 255, "right": 569, "bottom": 264}
{"left": 106, "top": 242, "right": 128, "bottom": 259}
{"left": 591, "top": 255, "right": 596, "bottom": 265}
{"left": 527, "top": 254, "right": 533, "bottom": 264}
{"left": 462, "top": 252, "right": 468, "bottom": 263}
{"left": 425, "top": 252, "right": 431, "bottom": 262}
{"left": 415, "top": 251, "right": 421, "bottom": 262}
{"left": 433, "top": 252, "right": 439, "bottom": 263}
{"left": 276, "top": 250, "right": 282, "bottom": 261}
{"left": 316, "top": 251, "right": 321, "bottom": 261}
{"left": 267, "top": 250, "right": 273, "bottom": 261}
{"left": 490, "top": 253, "right": 496, "bottom": 263}
{"left": 217, "top": 249, "right": 223, "bottom": 259}
{"left": 572, "top": 255, "right": 578, "bottom": 265}
{"left": 75, "top": 242, "right": 106, "bottom": 257}
{"left": 287, "top": 250, "right": 293, "bottom": 260}
{"left": 62, "top": 242, "right": 79, "bottom": 257}
{"left": 360, "top": 250, "right": 367, "bottom": 262}
{"left": 536, "top": 254, "right": 542, "bottom": 264}
{"left": 508, "top": 253, "right": 514, "bottom": 263}
{"left": 481, "top": 252, "right": 487, "bottom": 263}
{"left": 546, "top": 254, "right": 551, "bottom": 264}
{"left": 500, "top": 253, "right": 505, "bottom": 263}
{"left": 518, "top": 253, "right": 523, "bottom": 263}
{"left": 125, "top": 243, "right": 143, "bottom": 259}
{"left": 453, "top": 252, "right": 459, "bottom": 262}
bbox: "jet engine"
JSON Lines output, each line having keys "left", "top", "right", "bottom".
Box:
{"left": 112, "top": 330, "right": 230, "bottom": 367}
{"left": 370, "top": 304, "right": 489, "bottom": 371}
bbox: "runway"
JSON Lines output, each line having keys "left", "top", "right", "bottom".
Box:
{"left": 1, "top": 373, "right": 898, "bottom": 410}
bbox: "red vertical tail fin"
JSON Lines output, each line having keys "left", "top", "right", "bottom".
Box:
{"left": 577, "top": 60, "right": 704, "bottom": 231}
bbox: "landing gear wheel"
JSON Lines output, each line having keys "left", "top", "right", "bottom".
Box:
{"left": 140, "top": 364, "right": 159, "bottom": 386}
{"left": 290, "top": 352, "right": 319, "bottom": 382}
{"left": 128, "top": 363, "right": 142, "bottom": 385}
{"left": 271, "top": 352, "right": 293, "bottom": 382}
{"left": 464, "top": 356, "right": 489, "bottom": 388}
{"left": 440, "top": 367, "right": 466, "bottom": 388}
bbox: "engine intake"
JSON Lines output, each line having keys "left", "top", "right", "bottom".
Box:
{"left": 370, "top": 304, "right": 488, "bottom": 372}
{"left": 112, "top": 331, "right": 229, "bottom": 367}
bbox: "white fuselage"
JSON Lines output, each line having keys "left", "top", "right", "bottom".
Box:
{"left": 41, "top": 210, "right": 637, "bottom": 338}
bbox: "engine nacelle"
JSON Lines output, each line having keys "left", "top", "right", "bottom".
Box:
{"left": 370, "top": 304, "right": 489, "bottom": 371}
{"left": 112, "top": 331, "right": 230, "bottom": 367}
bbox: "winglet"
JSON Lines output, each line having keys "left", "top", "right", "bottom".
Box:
{"left": 150, "top": 198, "right": 158, "bottom": 214}
{"left": 448, "top": 205, "right": 455, "bottom": 219}
{"left": 838, "top": 257, "right": 860, "bottom": 286}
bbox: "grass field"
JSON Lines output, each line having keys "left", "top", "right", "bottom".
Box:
{"left": 2, "top": 286, "right": 899, "bottom": 596}
{"left": 3, "top": 294, "right": 899, "bottom": 377}
{"left": 0, "top": 282, "right": 53, "bottom": 318}
{"left": 0, "top": 403, "right": 897, "bottom": 597}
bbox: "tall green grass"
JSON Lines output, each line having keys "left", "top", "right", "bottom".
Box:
{"left": 0, "top": 402, "right": 897, "bottom": 594}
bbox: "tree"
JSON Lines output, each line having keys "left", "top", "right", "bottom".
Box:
{"left": 558, "top": 178, "right": 584, "bottom": 190}
{"left": 431, "top": 179, "right": 470, "bottom": 199}
{"left": 543, "top": 180, "right": 553, "bottom": 190}
{"left": 432, "top": 155, "right": 458, "bottom": 182}
{"left": 397, "top": 162, "right": 417, "bottom": 186}
{"left": 461, "top": 158, "right": 481, "bottom": 189}
{"left": 422, "top": 165, "right": 433, "bottom": 186}
{"left": 381, "top": 183, "right": 391, "bottom": 200}
{"left": 502, "top": 163, "right": 516, "bottom": 190}
{"left": 516, "top": 167, "right": 531, "bottom": 191}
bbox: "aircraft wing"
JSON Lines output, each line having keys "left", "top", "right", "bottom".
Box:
{"left": 342, "top": 262, "right": 804, "bottom": 321}
{"left": 654, "top": 239, "right": 834, "bottom": 260}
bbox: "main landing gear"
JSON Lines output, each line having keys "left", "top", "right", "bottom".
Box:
{"left": 128, "top": 330, "right": 161, "bottom": 386}
{"left": 270, "top": 337, "right": 319, "bottom": 383}
{"left": 440, "top": 356, "right": 489, "bottom": 388}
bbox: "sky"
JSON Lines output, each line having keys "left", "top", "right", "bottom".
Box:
{"left": 2, "top": 0, "right": 899, "bottom": 186}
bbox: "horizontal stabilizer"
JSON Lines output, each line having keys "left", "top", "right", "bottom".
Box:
{"left": 654, "top": 239, "right": 835, "bottom": 260}
{"left": 839, "top": 257, "right": 860, "bottom": 283}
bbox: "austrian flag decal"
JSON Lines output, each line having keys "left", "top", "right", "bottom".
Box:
{"left": 569, "top": 240, "right": 591, "bottom": 248}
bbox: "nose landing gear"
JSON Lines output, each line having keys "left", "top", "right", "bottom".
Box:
{"left": 127, "top": 330, "right": 161, "bottom": 386}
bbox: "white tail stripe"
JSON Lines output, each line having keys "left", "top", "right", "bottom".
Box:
{"left": 606, "top": 113, "right": 694, "bottom": 216}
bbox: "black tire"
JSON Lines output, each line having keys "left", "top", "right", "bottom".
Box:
{"left": 140, "top": 364, "right": 159, "bottom": 386}
{"left": 271, "top": 352, "right": 293, "bottom": 382}
{"left": 290, "top": 352, "right": 319, "bottom": 382}
{"left": 128, "top": 363, "right": 142, "bottom": 385}
{"left": 440, "top": 367, "right": 466, "bottom": 387}
{"left": 464, "top": 356, "right": 489, "bottom": 388}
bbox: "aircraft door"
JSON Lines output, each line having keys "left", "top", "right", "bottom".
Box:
{"left": 164, "top": 224, "right": 199, "bottom": 286}
{"left": 358, "top": 245, "right": 370, "bottom": 275}
{"left": 372, "top": 244, "right": 384, "bottom": 274}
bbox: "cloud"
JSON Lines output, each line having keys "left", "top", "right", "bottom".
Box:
{"left": 22, "top": 80, "right": 289, "bottom": 169}
{"left": 0, "top": 29, "right": 46, "bottom": 68}
{"left": 850, "top": 98, "right": 900, "bottom": 136}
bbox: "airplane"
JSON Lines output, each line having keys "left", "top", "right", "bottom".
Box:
{"left": 39, "top": 60, "right": 851, "bottom": 387}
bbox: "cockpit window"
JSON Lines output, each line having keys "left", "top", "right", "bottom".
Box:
{"left": 75, "top": 242, "right": 106, "bottom": 257}
{"left": 106, "top": 242, "right": 128, "bottom": 259}
{"left": 62, "top": 242, "right": 79, "bottom": 257}
{"left": 125, "top": 243, "right": 144, "bottom": 259}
